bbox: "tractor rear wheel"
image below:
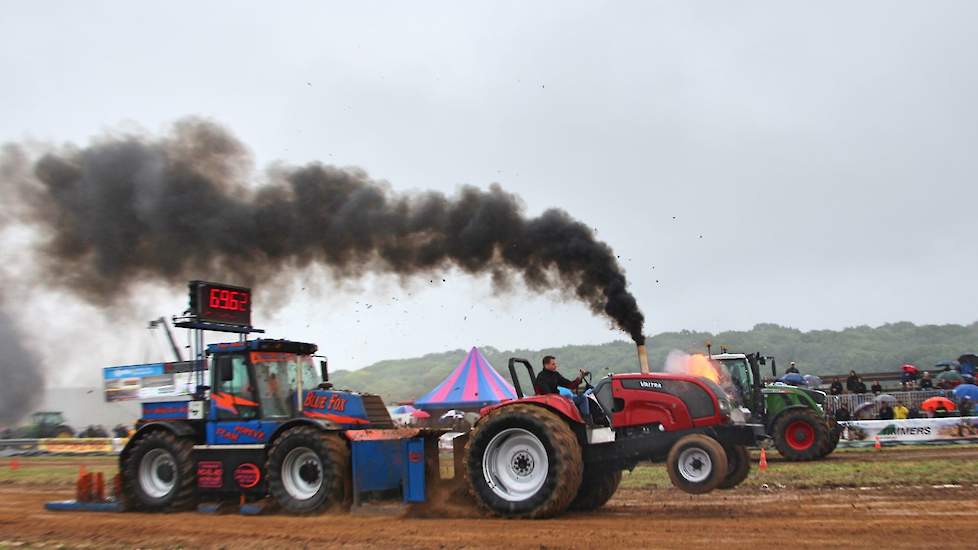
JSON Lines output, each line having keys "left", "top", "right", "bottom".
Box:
{"left": 717, "top": 445, "right": 750, "bottom": 489}
{"left": 121, "top": 430, "right": 196, "bottom": 512}
{"left": 465, "top": 404, "right": 583, "bottom": 518}
{"left": 773, "top": 410, "right": 829, "bottom": 461}
{"left": 666, "top": 434, "right": 728, "bottom": 494}
{"left": 267, "top": 426, "right": 350, "bottom": 514}
{"left": 569, "top": 465, "right": 622, "bottom": 511}
{"left": 54, "top": 427, "right": 75, "bottom": 438}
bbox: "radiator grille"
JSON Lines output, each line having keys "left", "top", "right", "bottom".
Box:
{"left": 361, "top": 394, "right": 394, "bottom": 428}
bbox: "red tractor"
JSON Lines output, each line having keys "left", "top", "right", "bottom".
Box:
{"left": 463, "top": 358, "right": 764, "bottom": 518}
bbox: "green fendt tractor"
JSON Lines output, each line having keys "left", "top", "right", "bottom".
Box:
{"left": 711, "top": 353, "right": 840, "bottom": 461}
{"left": 0, "top": 411, "right": 75, "bottom": 439}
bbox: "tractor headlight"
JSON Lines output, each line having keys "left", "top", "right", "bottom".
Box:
{"left": 718, "top": 398, "right": 730, "bottom": 414}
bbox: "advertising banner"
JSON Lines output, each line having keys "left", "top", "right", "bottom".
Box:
{"left": 840, "top": 416, "right": 978, "bottom": 444}
{"left": 103, "top": 360, "right": 205, "bottom": 402}
{"left": 37, "top": 438, "right": 114, "bottom": 454}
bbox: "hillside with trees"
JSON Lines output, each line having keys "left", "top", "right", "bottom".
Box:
{"left": 329, "top": 322, "right": 978, "bottom": 404}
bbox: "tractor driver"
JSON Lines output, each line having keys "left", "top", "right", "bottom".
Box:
{"left": 535, "top": 355, "right": 590, "bottom": 418}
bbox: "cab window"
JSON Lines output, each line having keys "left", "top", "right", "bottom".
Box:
{"left": 214, "top": 355, "right": 258, "bottom": 419}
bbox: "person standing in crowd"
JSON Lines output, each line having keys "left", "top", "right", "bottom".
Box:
{"left": 959, "top": 397, "right": 974, "bottom": 417}
{"left": 834, "top": 405, "right": 851, "bottom": 421}
{"left": 786, "top": 362, "right": 799, "bottom": 374}
{"left": 893, "top": 401, "right": 909, "bottom": 420}
{"left": 908, "top": 405, "right": 921, "bottom": 419}
{"left": 830, "top": 377, "right": 844, "bottom": 395}
{"left": 846, "top": 370, "right": 860, "bottom": 393}
{"left": 919, "top": 372, "right": 933, "bottom": 390}
{"left": 856, "top": 377, "right": 868, "bottom": 394}
{"left": 870, "top": 380, "right": 883, "bottom": 394}
{"left": 878, "top": 402, "right": 895, "bottom": 420}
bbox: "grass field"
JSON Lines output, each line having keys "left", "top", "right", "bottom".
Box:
{"left": 4, "top": 445, "right": 978, "bottom": 490}
{"left": 0, "top": 456, "right": 117, "bottom": 487}
{"left": 622, "top": 445, "right": 978, "bottom": 489}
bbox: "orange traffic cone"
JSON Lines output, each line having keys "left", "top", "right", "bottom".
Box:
{"left": 759, "top": 447, "right": 768, "bottom": 472}
{"left": 874, "top": 435, "right": 882, "bottom": 450}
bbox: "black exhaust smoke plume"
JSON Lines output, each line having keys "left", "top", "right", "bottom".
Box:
{"left": 1, "top": 118, "right": 645, "bottom": 342}
{"left": 0, "top": 307, "right": 44, "bottom": 424}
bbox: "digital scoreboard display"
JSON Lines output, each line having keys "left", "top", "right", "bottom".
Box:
{"left": 189, "top": 281, "right": 252, "bottom": 326}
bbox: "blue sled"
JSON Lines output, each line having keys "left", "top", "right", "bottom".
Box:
{"left": 45, "top": 500, "right": 122, "bottom": 512}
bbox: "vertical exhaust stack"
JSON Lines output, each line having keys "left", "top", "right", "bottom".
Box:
{"left": 636, "top": 341, "right": 650, "bottom": 374}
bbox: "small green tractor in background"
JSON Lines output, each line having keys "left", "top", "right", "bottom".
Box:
{"left": 0, "top": 411, "right": 75, "bottom": 439}
{"left": 711, "top": 353, "right": 840, "bottom": 461}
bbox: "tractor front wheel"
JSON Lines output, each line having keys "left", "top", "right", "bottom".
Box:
{"left": 465, "top": 404, "right": 583, "bottom": 518}
{"left": 816, "top": 421, "right": 842, "bottom": 458}
{"left": 773, "top": 410, "right": 829, "bottom": 461}
{"left": 121, "top": 430, "right": 196, "bottom": 512}
{"left": 666, "top": 434, "right": 728, "bottom": 494}
{"left": 266, "top": 426, "right": 350, "bottom": 514}
{"left": 717, "top": 445, "right": 750, "bottom": 489}
{"left": 569, "top": 465, "right": 622, "bottom": 511}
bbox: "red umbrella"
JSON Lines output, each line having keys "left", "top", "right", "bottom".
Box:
{"left": 901, "top": 364, "right": 918, "bottom": 374}
{"left": 920, "top": 396, "right": 956, "bottom": 412}
{"left": 410, "top": 409, "right": 431, "bottom": 418}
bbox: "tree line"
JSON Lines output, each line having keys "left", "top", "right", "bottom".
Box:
{"left": 329, "top": 321, "right": 978, "bottom": 404}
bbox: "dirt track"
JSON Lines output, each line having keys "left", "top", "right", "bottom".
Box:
{"left": 2, "top": 448, "right": 978, "bottom": 549}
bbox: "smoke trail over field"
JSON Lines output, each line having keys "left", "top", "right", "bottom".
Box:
{"left": 0, "top": 118, "right": 645, "bottom": 342}
{"left": 0, "top": 308, "right": 44, "bottom": 424}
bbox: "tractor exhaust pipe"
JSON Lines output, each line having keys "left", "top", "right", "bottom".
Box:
{"left": 636, "top": 342, "right": 650, "bottom": 374}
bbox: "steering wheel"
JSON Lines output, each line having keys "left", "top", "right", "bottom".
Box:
{"left": 580, "top": 370, "right": 593, "bottom": 392}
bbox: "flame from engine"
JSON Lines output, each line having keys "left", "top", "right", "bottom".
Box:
{"left": 664, "top": 350, "right": 722, "bottom": 383}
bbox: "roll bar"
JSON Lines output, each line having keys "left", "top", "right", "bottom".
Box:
{"left": 508, "top": 358, "right": 536, "bottom": 399}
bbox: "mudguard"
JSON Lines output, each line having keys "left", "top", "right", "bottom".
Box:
{"left": 121, "top": 421, "right": 198, "bottom": 458}
{"left": 267, "top": 418, "right": 341, "bottom": 443}
{"left": 479, "top": 395, "right": 585, "bottom": 424}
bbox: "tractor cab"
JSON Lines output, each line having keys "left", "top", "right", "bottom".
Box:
{"left": 32, "top": 411, "right": 68, "bottom": 427}
{"left": 206, "top": 339, "right": 325, "bottom": 421}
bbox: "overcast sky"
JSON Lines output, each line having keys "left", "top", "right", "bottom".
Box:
{"left": 2, "top": 1, "right": 976, "bottom": 385}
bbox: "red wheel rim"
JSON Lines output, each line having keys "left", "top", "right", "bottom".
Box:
{"left": 785, "top": 420, "right": 815, "bottom": 451}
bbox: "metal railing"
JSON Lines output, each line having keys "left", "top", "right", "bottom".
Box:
{"left": 824, "top": 390, "right": 951, "bottom": 418}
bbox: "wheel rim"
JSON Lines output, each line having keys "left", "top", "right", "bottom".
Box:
{"left": 281, "top": 447, "right": 323, "bottom": 501}
{"left": 785, "top": 420, "right": 816, "bottom": 451}
{"left": 482, "top": 428, "right": 549, "bottom": 502}
{"left": 139, "top": 448, "right": 177, "bottom": 498}
{"left": 677, "top": 447, "right": 713, "bottom": 483}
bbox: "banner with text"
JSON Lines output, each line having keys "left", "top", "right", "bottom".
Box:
{"left": 37, "top": 438, "right": 114, "bottom": 454}
{"left": 840, "top": 416, "right": 978, "bottom": 443}
{"left": 103, "top": 360, "right": 205, "bottom": 402}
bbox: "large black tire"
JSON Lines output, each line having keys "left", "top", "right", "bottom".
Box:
{"left": 54, "top": 427, "right": 75, "bottom": 438}
{"left": 772, "top": 409, "right": 829, "bottom": 461}
{"left": 266, "top": 426, "right": 350, "bottom": 514}
{"left": 666, "top": 434, "right": 728, "bottom": 495}
{"left": 569, "top": 465, "right": 622, "bottom": 511}
{"left": 465, "top": 404, "right": 583, "bottom": 519}
{"left": 120, "top": 430, "right": 196, "bottom": 512}
{"left": 816, "top": 422, "right": 842, "bottom": 458}
{"left": 717, "top": 445, "right": 750, "bottom": 489}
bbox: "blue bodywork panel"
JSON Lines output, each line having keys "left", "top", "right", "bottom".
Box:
{"left": 351, "top": 439, "right": 404, "bottom": 494}
{"left": 300, "top": 390, "right": 371, "bottom": 427}
{"left": 142, "top": 401, "right": 189, "bottom": 420}
{"left": 350, "top": 437, "right": 427, "bottom": 503}
{"left": 206, "top": 420, "right": 283, "bottom": 445}
{"left": 402, "top": 438, "right": 426, "bottom": 503}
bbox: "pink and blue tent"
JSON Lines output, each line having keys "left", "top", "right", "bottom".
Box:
{"left": 414, "top": 347, "right": 516, "bottom": 410}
